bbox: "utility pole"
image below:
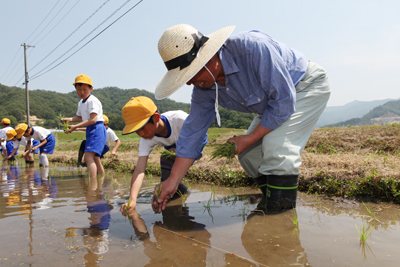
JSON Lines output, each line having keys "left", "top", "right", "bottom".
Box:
{"left": 21, "top": 43, "right": 35, "bottom": 126}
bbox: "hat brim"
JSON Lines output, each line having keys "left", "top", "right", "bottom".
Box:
{"left": 155, "top": 26, "right": 235, "bottom": 100}
{"left": 122, "top": 116, "right": 151, "bottom": 135}
{"left": 6, "top": 136, "right": 15, "bottom": 141}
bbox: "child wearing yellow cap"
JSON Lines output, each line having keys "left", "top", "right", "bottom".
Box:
{"left": 2, "top": 129, "right": 18, "bottom": 161}
{"left": 62, "top": 74, "right": 107, "bottom": 179}
{"left": 6, "top": 128, "right": 40, "bottom": 164}
{"left": 119, "top": 96, "right": 207, "bottom": 212}
{"left": 16, "top": 123, "right": 56, "bottom": 168}
{"left": 76, "top": 114, "right": 121, "bottom": 167}
{"left": 0, "top": 118, "right": 13, "bottom": 159}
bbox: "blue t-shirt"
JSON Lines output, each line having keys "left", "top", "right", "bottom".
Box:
{"left": 176, "top": 30, "right": 307, "bottom": 160}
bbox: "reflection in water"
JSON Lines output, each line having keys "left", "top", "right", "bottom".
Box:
{"left": 1, "top": 163, "right": 400, "bottom": 267}
{"left": 242, "top": 211, "right": 310, "bottom": 266}
{"left": 1, "top": 163, "right": 58, "bottom": 214}
{"left": 127, "top": 198, "right": 212, "bottom": 266}
{"left": 66, "top": 177, "right": 113, "bottom": 266}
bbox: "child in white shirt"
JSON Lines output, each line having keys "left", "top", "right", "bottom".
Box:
{"left": 63, "top": 74, "right": 106, "bottom": 179}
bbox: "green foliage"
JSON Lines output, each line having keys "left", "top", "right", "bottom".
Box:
{"left": 0, "top": 84, "right": 255, "bottom": 130}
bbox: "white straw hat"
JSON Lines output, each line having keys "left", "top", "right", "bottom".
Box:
{"left": 155, "top": 24, "right": 235, "bottom": 100}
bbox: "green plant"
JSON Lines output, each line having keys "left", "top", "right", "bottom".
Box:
{"left": 177, "top": 190, "right": 187, "bottom": 206}
{"left": 292, "top": 208, "right": 299, "bottom": 227}
{"left": 161, "top": 149, "right": 176, "bottom": 159}
{"left": 153, "top": 183, "right": 162, "bottom": 212}
{"left": 362, "top": 202, "right": 376, "bottom": 220}
{"left": 57, "top": 113, "right": 69, "bottom": 132}
{"left": 240, "top": 204, "right": 246, "bottom": 219}
{"left": 209, "top": 142, "right": 236, "bottom": 161}
{"left": 355, "top": 223, "right": 372, "bottom": 242}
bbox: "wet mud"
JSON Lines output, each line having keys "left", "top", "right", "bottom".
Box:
{"left": 1, "top": 161, "right": 399, "bottom": 266}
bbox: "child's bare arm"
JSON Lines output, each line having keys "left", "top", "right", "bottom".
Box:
{"left": 110, "top": 139, "right": 121, "bottom": 157}
{"left": 67, "top": 113, "right": 97, "bottom": 133}
{"left": 120, "top": 156, "right": 148, "bottom": 212}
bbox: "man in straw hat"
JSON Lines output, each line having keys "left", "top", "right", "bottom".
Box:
{"left": 152, "top": 24, "right": 331, "bottom": 214}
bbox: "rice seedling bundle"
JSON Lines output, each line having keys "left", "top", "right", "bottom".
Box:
{"left": 58, "top": 114, "right": 69, "bottom": 133}
{"left": 210, "top": 142, "right": 236, "bottom": 161}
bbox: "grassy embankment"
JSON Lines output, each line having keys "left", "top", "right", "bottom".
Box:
{"left": 50, "top": 125, "right": 400, "bottom": 203}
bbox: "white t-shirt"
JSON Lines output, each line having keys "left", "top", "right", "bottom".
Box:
{"left": 13, "top": 136, "right": 31, "bottom": 149}
{"left": 138, "top": 110, "right": 187, "bottom": 157}
{"left": 27, "top": 126, "right": 51, "bottom": 142}
{"left": 76, "top": 95, "right": 104, "bottom": 122}
{"left": 105, "top": 127, "right": 119, "bottom": 147}
{"left": 0, "top": 126, "right": 13, "bottom": 150}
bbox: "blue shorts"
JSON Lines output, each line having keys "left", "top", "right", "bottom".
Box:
{"left": 27, "top": 140, "right": 40, "bottom": 154}
{"left": 40, "top": 133, "right": 56, "bottom": 154}
{"left": 87, "top": 199, "right": 111, "bottom": 230}
{"left": 85, "top": 122, "right": 107, "bottom": 157}
{"left": 6, "top": 141, "right": 17, "bottom": 156}
{"left": 101, "top": 145, "right": 110, "bottom": 158}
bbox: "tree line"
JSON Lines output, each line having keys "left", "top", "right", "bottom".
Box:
{"left": 0, "top": 84, "right": 256, "bottom": 130}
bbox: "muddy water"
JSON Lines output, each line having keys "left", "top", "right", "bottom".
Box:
{"left": 1, "top": 161, "right": 399, "bottom": 266}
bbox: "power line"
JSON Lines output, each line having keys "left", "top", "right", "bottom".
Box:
{"left": 24, "top": 0, "right": 62, "bottom": 43}
{"left": 34, "top": 0, "right": 81, "bottom": 46}
{"left": 30, "top": 0, "right": 144, "bottom": 81}
{"left": 29, "top": 0, "right": 71, "bottom": 44}
{"left": 29, "top": 0, "right": 111, "bottom": 73}
{"left": 0, "top": 47, "right": 21, "bottom": 81}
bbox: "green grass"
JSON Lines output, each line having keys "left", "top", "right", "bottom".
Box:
{"left": 292, "top": 208, "right": 299, "bottom": 227}
{"left": 355, "top": 223, "right": 373, "bottom": 242}
{"left": 362, "top": 202, "right": 377, "bottom": 220}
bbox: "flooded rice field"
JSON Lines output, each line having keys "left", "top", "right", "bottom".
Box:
{"left": 1, "top": 160, "right": 400, "bottom": 266}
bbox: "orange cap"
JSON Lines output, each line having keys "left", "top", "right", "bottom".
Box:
{"left": 2, "top": 118, "right": 10, "bottom": 124}
{"left": 73, "top": 74, "right": 92, "bottom": 86}
{"left": 122, "top": 96, "right": 157, "bottom": 135}
{"left": 6, "top": 129, "right": 17, "bottom": 141}
{"left": 15, "top": 123, "right": 28, "bottom": 139}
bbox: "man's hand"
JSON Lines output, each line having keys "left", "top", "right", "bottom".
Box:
{"left": 227, "top": 124, "right": 272, "bottom": 154}
{"left": 227, "top": 135, "right": 254, "bottom": 154}
{"left": 151, "top": 179, "right": 178, "bottom": 213}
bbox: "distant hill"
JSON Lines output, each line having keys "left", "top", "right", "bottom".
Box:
{"left": 316, "top": 99, "right": 395, "bottom": 128}
{"left": 0, "top": 84, "right": 255, "bottom": 130}
{"left": 327, "top": 99, "right": 400, "bottom": 127}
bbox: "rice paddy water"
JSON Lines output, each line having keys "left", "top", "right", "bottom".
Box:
{"left": 1, "top": 159, "right": 400, "bottom": 266}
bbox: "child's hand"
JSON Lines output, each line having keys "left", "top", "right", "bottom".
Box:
{"left": 120, "top": 200, "right": 136, "bottom": 216}
{"left": 66, "top": 125, "right": 75, "bottom": 134}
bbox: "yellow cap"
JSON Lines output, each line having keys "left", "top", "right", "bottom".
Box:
{"left": 15, "top": 123, "right": 28, "bottom": 139}
{"left": 122, "top": 96, "right": 157, "bottom": 135}
{"left": 73, "top": 74, "right": 92, "bottom": 86}
{"left": 6, "top": 129, "right": 17, "bottom": 141}
{"left": 103, "top": 115, "right": 109, "bottom": 125}
{"left": 2, "top": 118, "right": 10, "bottom": 124}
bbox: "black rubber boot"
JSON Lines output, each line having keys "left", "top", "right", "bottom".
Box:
{"left": 77, "top": 140, "right": 86, "bottom": 167}
{"left": 160, "top": 153, "right": 190, "bottom": 198}
{"left": 254, "top": 175, "right": 268, "bottom": 213}
{"left": 266, "top": 175, "right": 298, "bottom": 212}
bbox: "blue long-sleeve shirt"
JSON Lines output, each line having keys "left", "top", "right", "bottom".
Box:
{"left": 176, "top": 30, "right": 308, "bottom": 160}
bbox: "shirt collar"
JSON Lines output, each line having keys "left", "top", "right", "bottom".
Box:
{"left": 82, "top": 94, "right": 91, "bottom": 103}
{"left": 155, "top": 115, "right": 171, "bottom": 138}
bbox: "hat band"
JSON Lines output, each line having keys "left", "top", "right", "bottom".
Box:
{"left": 164, "top": 31, "right": 209, "bottom": 70}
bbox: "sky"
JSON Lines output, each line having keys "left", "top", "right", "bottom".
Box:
{"left": 1, "top": 0, "right": 399, "bottom": 107}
